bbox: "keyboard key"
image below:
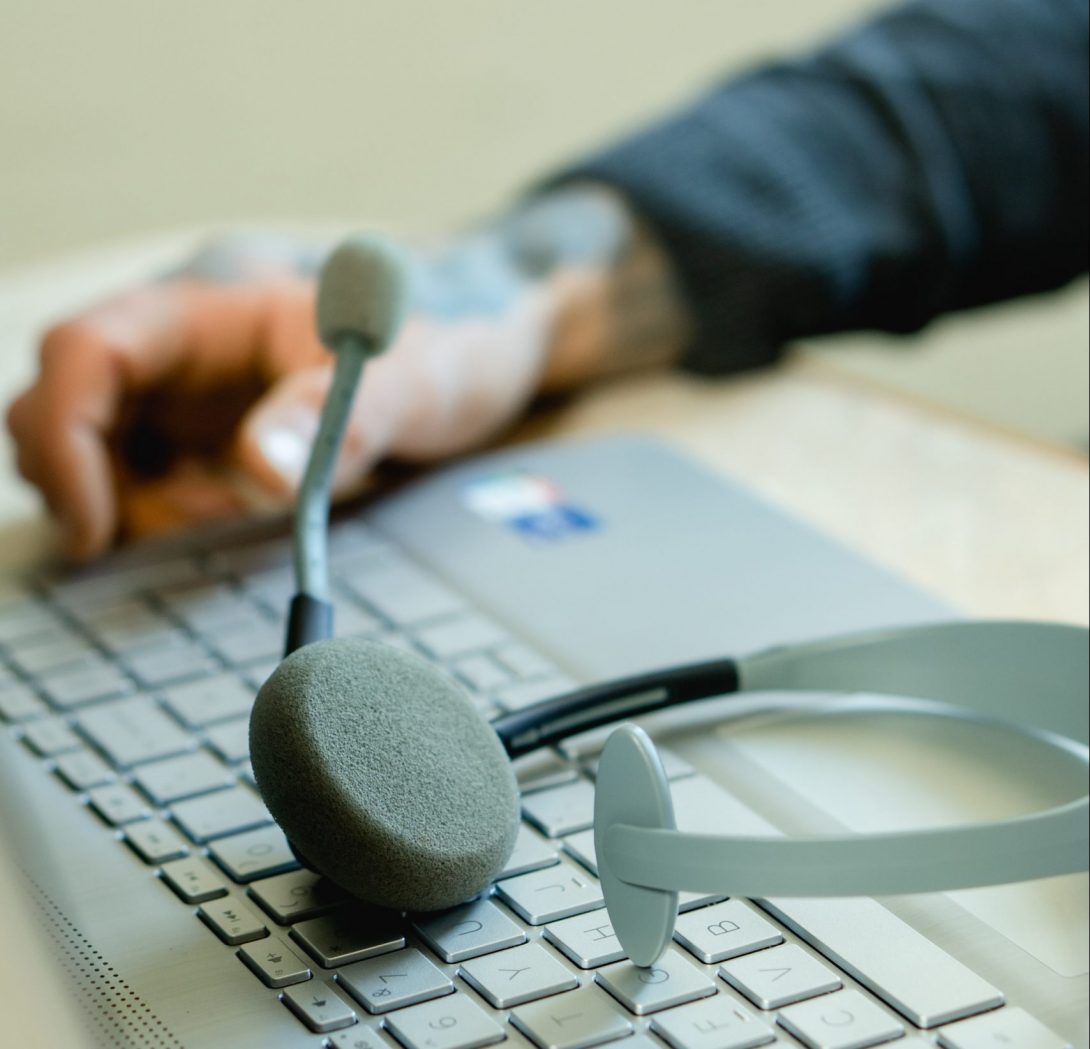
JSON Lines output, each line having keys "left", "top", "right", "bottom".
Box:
{"left": 413, "top": 898, "right": 526, "bottom": 963}
{"left": 499, "top": 825, "right": 560, "bottom": 880}
{"left": 778, "top": 989, "right": 904, "bottom": 1049}
{"left": 596, "top": 949, "right": 716, "bottom": 1015}
{"left": 327, "top": 1029, "right": 395, "bottom": 1049}
{"left": 460, "top": 942, "right": 578, "bottom": 1008}
{"left": 453, "top": 654, "right": 514, "bottom": 694}
{"left": 249, "top": 868, "right": 350, "bottom": 925}
{"left": 511, "top": 984, "right": 633, "bottom": 1049}
{"left": 760, "top": 897, "right": 1005, "bottom": 1027}
{"left": 124, "top": 819, "right": 189, "bottom": 863}
{"left": 87, "top": 783, "right": 152, "bottom": 825}
{"left": 337, "top": 947, "right": 454, "bottom": 1013}
{"left": 651, "top": 996, "right": 776, "bottom": 1049}
{"left": 51, "top": 556, "right": 202, "bottom": 607}
{"left": 560, "top": 831, "right": 597, "bottom": 875}
{"left": 0, "top": 683, "right": 47, "bottom": 722}
{"left": 543, "top": 911, "right": 626, "bottom": 969}
{"left": 208, "top": 824, "right": 298, "bottom": 882}
{"left": 159, "top": 857, "right": 229, "bottom": 904}
{"left": 494, "top": 643, "right": 558, "bottom": 681}
{"left": 198, "top": 896, "right": 268, "bottom": 945}
{"left": 78, "top": 598, "right": 177, "bottom": 653}
{"left": 161, "top": 673, "right": 254, "bottom": 728}
{"left": 208, "top": 625, "right": 281, "bottom": 666}
{"left": 78, "top": 696, "right": 196, "bottom": 766}
{"left": 291, "top": 909, "right": 406, "bottom": 968}
{"left": 53, "top": 748, "right": 117, "bottom": 790}
{"left": 495, "top": 677, "right": 574, "bottom": 713}
{"left": 384, "top": 992, "right": 505, "bottom": 1049}
{"left": 10, "top": 628, "right": 96, "bottom": 676}
{"left": 343, "top": 563, "right": 463, "bottom": 627}
{"left": 937, "top": 1007, "right": 1071, "bottom": 1049}
{"left": 40, "top": 659, "right": 131, "bottom": 708}
{"left": 158, "top": 580, "right": 255, "bottom": 632}
{"left": 171, "top": 785, "right": 271, "bottom": 842}
{"left": 237, "top": 936, "right": 313, "bottom": 988}
{"left": 674, "top": 901, "right": 782, "bottom": 963}
{"left": 720, "top": 944, "right": 841, "bottom": 1010}
{"left": 495, "top": 863, "right": 603, "bottom": 925}
{"left": 204, "top": 717, "right": 251, "bottom": 763}
{"left": 281, "top": 980, "right": 358, "bottom": 1033}
{"left": 124, "top": 636, "right": 219, "bottom": 688}
{"left": 522, "top": 779, "right": 596, "bottom": 838}
{"left": 133, "top": 751, "right": 233, "bottom": 804}
{"left": 414, "top": 615, "right": 507, "bottom": 660}
{"left": 21, "top": 716, "right": 82, "bottom": 756}
{"left": 0, "top": 596, "right": 62, "bottom": 643}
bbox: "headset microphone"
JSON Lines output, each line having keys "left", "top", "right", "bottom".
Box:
{"left": 250, "top": 234, "right": 1088, "bottom": 965}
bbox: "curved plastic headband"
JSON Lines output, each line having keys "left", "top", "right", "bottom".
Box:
{"left": 589, "top": 620, "right": 1089, "bottom": 965}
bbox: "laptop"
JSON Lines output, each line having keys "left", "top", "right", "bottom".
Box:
{"left": 0, "top": 433, "right": 1085, "bottom": 1048}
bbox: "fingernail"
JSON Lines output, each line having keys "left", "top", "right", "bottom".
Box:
{"left": 254, "top": 413, "right": 316, "bottom": 489}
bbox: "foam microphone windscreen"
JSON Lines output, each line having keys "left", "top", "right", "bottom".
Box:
{"left": 316, "top": 234, "right": 410, "bottom": 352}
{"left": 250, "top": 637, "right": 520, "bottom": 912}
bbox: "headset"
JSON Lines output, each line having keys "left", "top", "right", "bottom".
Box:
{"left": 249, "top": 235, "right": 1089, "bottom": 967}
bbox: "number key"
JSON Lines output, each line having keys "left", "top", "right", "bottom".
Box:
{"left": 337, "top": 947, "right": 453, "bottom": 1014}
{"left": 384, "top": 993, "right": 505, "bottom": 1049}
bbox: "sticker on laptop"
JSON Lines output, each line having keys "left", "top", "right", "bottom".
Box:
{"left": 461, "top": 470, "right": 599, "bottom": 541}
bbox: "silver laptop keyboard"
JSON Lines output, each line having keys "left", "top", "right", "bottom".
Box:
{"left": 0, "top": 518, "right": 1071, "bottom": 1049}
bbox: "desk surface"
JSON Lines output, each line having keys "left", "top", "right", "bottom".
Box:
{"left": 1, "top": 231, "right": 1086, "bottom": 624}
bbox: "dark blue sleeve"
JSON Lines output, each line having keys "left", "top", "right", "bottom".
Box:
{"left": 562, "top": 0, "right": 1089, "bottom": 373}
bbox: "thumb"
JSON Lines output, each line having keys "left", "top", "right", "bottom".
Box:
{"left": 232, "top": 363, "right": 391, "bottom": 502}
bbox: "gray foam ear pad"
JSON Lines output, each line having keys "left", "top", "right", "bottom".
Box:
{"left": 249, "top": 637, "right": 520, "bottom": 912}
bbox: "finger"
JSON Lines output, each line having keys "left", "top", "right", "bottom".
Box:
{"left": 116, "top": 458, "right": 252, "bottom": 542}
{"left": 232, "top": 361, "right": 402, "bottom": 501}
{"left": 9, "top": 280, "right": 310, "bottom": 560}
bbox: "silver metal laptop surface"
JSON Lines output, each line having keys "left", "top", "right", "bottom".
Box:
{"left": 0, "top": 434, "right": 1084, "bottom": 1048}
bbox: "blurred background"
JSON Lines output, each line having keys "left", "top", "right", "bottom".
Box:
{"left": 1, "top": 0, "right": 1086, "bottom": 448}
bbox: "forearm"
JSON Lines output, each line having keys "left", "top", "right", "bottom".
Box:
{"left": 489, "top": 184, "right": 694, "bottom": 390}
{"left": 556, "top": 0, "right": 1089, "bottom": 373}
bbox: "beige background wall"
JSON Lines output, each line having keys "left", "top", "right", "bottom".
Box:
{"left": 1, "top": 0, "right": 1086, "bottom": 447}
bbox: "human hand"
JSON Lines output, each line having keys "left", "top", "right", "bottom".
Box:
{"left": 7, "top": 188, "right": 688, "bottom": 561}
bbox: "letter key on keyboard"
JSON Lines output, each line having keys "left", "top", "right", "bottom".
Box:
{"left": 543, "top": 910, "right": 627, "bottom": 969}
{"left": 650, "top": 996, "right": 776, "bottom": 1049}
{"left": 495, "top": 863, "right": 604, "bottom": 925}
{"left": 411, "top": 898, "right": 526, "bottom": 963}
{"left": 595, "top": 949, "right": 717, "bottom": 1015}
{"left": 510, "top": 985, "right": 633, "bottom": 1049}
{"left": 777, "top": 989, "right": 904, "bottom": 1049}
{"left": 459, "top": 942, "right": 578, "bottom": 1008}
{"left": 673, "top": 900, "right": 782, "bottom": 963}
{"left": 719, "top": 944, "right": 841, "bottom": 1010}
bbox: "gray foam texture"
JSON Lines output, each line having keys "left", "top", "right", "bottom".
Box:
{"left": 250, "top": 638, "right": 520, "bottom": 912}
{"left": 316, "top": 234, "right": 409, "bottom": 351}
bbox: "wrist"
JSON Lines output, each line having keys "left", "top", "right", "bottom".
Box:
{"left": 496, "top": 184, "right": 692, "bottom": 390}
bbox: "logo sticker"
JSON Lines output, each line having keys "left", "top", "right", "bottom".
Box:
{"left": 462, "top": 470, "right": 599, "bottom": 541}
